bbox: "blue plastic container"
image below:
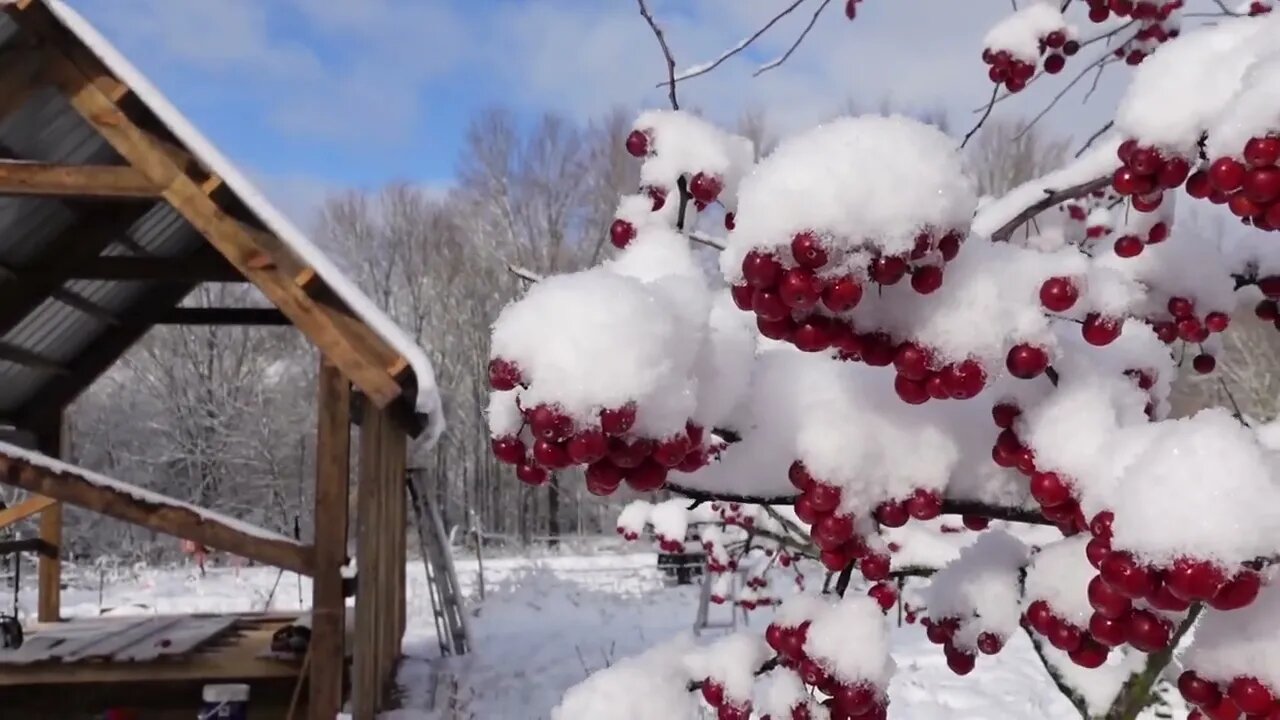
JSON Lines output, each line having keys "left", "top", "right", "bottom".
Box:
{"left": 198, "top": 683, "right": 249, "bottom": 720}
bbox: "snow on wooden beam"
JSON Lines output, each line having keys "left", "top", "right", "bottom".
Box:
{"left": 0, "top": 442, "right": 314, "bottom": 576}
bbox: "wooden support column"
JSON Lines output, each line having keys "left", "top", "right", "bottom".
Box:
{"left": 33, "top": 413, "right": 61, "bottom": 623}
{"left": 310, "top": 360, "right": 351, "bottom": 720}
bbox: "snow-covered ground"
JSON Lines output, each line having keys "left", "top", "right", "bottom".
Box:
{"left": 12, "top": 549, "right": 1165, "bottom": 719}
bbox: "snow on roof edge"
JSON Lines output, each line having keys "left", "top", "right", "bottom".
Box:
{"left": 42, "top": 0, "right": 444, "bottom": 445}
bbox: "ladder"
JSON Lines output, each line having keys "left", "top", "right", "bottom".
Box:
{"left": 406, "top": 468, "right": 470, "bottom": 656}
{"left": 693, "top": 566, "right": 747, "bottom": 636}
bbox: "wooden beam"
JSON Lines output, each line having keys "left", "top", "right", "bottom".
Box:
{"left": 146, "top": 307, "right": 290, "bottom": 326}
{"left": 0, "top": 494, "right": 55, "bottom": 529}
{"left": 9, "top": 5, "right": 408, "bottom": 413}
{"left": 32, "top": 414, "right": 61, "bottom": 623}
{"left": 48, "top": 255, "right": 244, "bottom": 282}
{"left": 0, "top": 205, "right": 150, "bottom": 339}
{"left": 48, "top": 287, "right": 119, "bottom": 325}
{"left": 0, "top": 537, "right": 57, "bottom": 558}
{"left": 0, "top": 454, "right": 315, "bottom": 577}
{"left": 310, "top": 360, "right": 351, "bottom": 720}
{"left": 0, "top": 343, "right": 67, "bottom": 374}
{"left": 0, "top": 161, "right": 162, "bottom": 199}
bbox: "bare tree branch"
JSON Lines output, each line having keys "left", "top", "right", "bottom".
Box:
{"left": 1074, "top": 120, "right": 1115, "bottom": 158}
{"left": 636, "top": 0, "right": 680, "bottom": 110}
{"left": 662, "top": 0, "right": 811, "bottom": 86}
{"left": 990, "top": 176, "right": 1112, "bottom": 243}
{"left": 962, "top": 85, "right": 1001, "bottom": 150}
{"left": 690, "top": 231, "right": 728, "bottom": 250}
{"left": 754, "top": 0, "right": 834, "bottom": 77}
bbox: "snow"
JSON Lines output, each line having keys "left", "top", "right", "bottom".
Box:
{"left": 1022, "top": 536, "right": 1098, "bottom": 628}
{"left": 983, "top": 3, "right": 1070, "bottom": 62}
{"left": 721, "top": 115, "right": 977, "bottom": 280}
{"left": 41, "top": 0, "right": 444, "bottom": 445}
{"left": 683, "top": 633, "right": 771, "bottom": 705}
{"left": 554, "top": 635, "right": 700, "bottom": 720}
{"left": 924, "top": 530, "right": 1029, "bottom": 651}
{"left": 617, "top": 500, "right": 654, "bottom": 538}
{"left": 1205, "top": 43, "right": 1280, "bottom": 159}
{"left": 805, "top": 595, "right": 896, "bottom": 688}
{"left": 1184, "top": 575, "right": 1280, "bottom": 691}
{"left": 633, "top": 110, "right": 755, "bottom": 207}
{"left": 649, "top": 499, "right": 692, "bottom": 544}
{"left": 1117, "top": 13, "right": 1278, "bottom": 157}
{"left": 0, "top": 441, "right": 299, "bottom": 545}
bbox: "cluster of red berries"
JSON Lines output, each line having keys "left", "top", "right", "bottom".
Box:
{"left": 1029, "top": 470, "right": 1090, "bottom": 536}
{"left": 1179, "top": 670, "right": 1280, "bottom": 719}
{"left": 698, "top": 679, "right": 753, "bottom": 720}
{"left": 612, "top": 128, "right": 727, "bottom": 248}
{"left": 1111, "top": 219, "right": 1169, "bottom": 259}
{"left": 870, "top": 487, "right": 944, "bottom": 528}
{"left": 729, "top": 227, "right": 963, "bottom": 352}
{"left": 788, "top": 462, "right": 893, "bottom": 578}
{"left": 1084, "top": 0, "right": 1183, "bottom": 23}
{"left": 889, "top": 341, "right": 991, "bottom": 405}
{"left": 867, "top": 581, "right": 899, "bottom": 612}
{"left": 763, "top": 620, "right": 890, "bottom": 720}
{"left": 982, "top": 27, "right": 1080, "bottom": 93}
{"left": 921, "top": 615, "right": 1009, "bottom": 675}
{"left": 988, "top": 403, "right": 1094, "bottom": 535}
{"left": 1038, "top": 276, "right": 1126, "bottom": 347}
{"left": 1146, "top": 295, "right": 1228, "bottom": 374}
{"left": 1060, "top": 187, "right": 1116, "bottom": 237}
{"left": 1187, "top": 136, "right": 1280, "bottom": 231}
{"left": 1112, "top": 140, "right": 1193, "bottom": 213}
{"left": 488, "top": 358, "right": 713, "bottom": 496}
{"left": 1023, "top": 598, "right": 1112, "bottom": 668}
{"left": 711, "top": 501, "right": 757, "bottom": 530}
{"left": 1121, "top": 368, "right": 1162, "bottom": 420}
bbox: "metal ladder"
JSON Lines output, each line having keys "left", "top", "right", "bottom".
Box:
{"left": 406, "top": 469, "right": 470, "bottom": 656}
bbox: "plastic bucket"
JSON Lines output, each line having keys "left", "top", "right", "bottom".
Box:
{"left": 198, "top": 683, "right": 249, "bottom": 720}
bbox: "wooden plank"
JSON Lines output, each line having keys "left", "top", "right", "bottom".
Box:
{"left": 10, "top": 4, "right": 408, "bottom": 412}
{"left": 112, "top": 615, "right": 239, "bottom": 662}
{"left": 0, "top": 161, "right": 161, "bottom": 199}
{"left": 0, "top": 495, "right": 55, "bottom": 529}
{"left": 58, "top": 616, "right": 184, "bottom": 663}
{"left": 310, "top": 359, "right": 351, "bottom": 720}
{"left": 34, "top": 415, "right": 61, "bottom": 623}
{"left": 43, "top": 255, "right": 244, "bottom": 282}
{"left": 0, "top": 455, "right": 314, "bottom": 577}
{"left": 49, "top": 287, "right": 119, "bottom": 325}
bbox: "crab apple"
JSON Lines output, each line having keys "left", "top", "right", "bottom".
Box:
{"left": 1039, "top": 277, "right": 1079, "bottom": 312}
{"left": 1245, "top": 167, "right": 1280, "bottom": 204}
{"left": 1205, "top": 312, "right": 1230, "bottom": 333}
{"left": 567, "top": 428, "right": 608, "bottom": 464}
{"left": 991, "top": 402, "right": 1020, "bottom": 429}
{"left": 807, "top": 483, "right": 842, "bottom": 514}
{"left": 1227, "top": 677, "right": 1275, "bottom": 714}
{"left": 1210, "top": 157, "right": 1247, "bottom": 192}
{"left": 652, "top": 434, "right": 692, "bottom": 467}
{"left": 625, "top": 459, "right": 668, "bottom": 492}
{"left": 823, "top": 276, "right": 864, "bottom": 312}
{"left": 1089, "top": 612, "right": 1128, "bottom": 647}
{"left": 742, "top": 251, "right": 783, "bottom": 288}
{"left": 791, "top": 231, "right": 829, "bottom": 269}
{"left": 1101, "top": 551, "right": 1156, "bottom": 598}
{"left": 906, "top": 489, "right": 943, "bottom": 520}
{"left": 1049, "top": 621, "right": 1083, "bottom": 652}
{"left": 869, "top": 256, "right": 908, "bottom": 285}
{"left": 976, "top": 632, "right": 1004, "bottom": 655}
{"left": 600, "top": 403, "right": 637, "bottom": 435}
{"left": 491, "top": 436, "right": 526, "bottom": 465}
{"left": 689, "top": 172, "right": 723, "bottom": 204}
{"left": 894, "top": 375, "right": 930, "bottom": 405}
{"left": 875, "top": 500, "right": 910, "bottom": 528}
{"left": 1125, "top": 608, "right": 1171, "bottom": 652}
{"left": 779, "top": 268, "right": 823, "bottom": 310}
{"left": 1209, "top": 570, "right": 1262, "bottom": 610}
{"left": 1246, "top": 136, "right": 1280, "bottom": 167}
{"left": 487, "top": 358, "right": 522, "bottom": 390}
{"left": 911, "top": 265, "right": 944, "bottom": 294}
{"left": 1193, "top": 354, "right": 1216, "bottom": 374}
{"left": 1006, "top": 343, "right": 1050, "bottom": 379}
{"left": 625, "top": 129, "right": 650, "bottom": 157}
{"left": 1025, "top": 600, "right": 1055, "bottom": 635}
{"left": 1043, "top": 53, "right": 1066, "bottom": 74}
{"left": 814, "top": 514, "right": 856, "bottom": 550}
{"left": 944, "top": 644, "right": 976, "bottom": 676}
{"left": 752, "top": 290, "right": 789, "bottom": 322}
{"left": 1179, "top": 671, "right": 1223, "bottom": 708}
{"left": 860, "top": 553, "right": 891, "bottom": 581}
{"left": 609, "top": 219, "right": 636, "bottom": 249}
{"left": 868, "top": 582, "right": 899, "bottom": 612}
{"left": 788, "top": 460, "right": 814, "bottom": 491}
{"left": 585, "top": 460, "right": 625, "bottom": 495}
{"left": 1030, "top": 471, "right": 1072, "bottom": 507}
{"left": 963, "top": 515, "right": 991, "bottom": 530}
{"left": 608, "top": 436, "right": 652, "bottom": 468}
{"left": 1114, "top": 235, "right": 1144, "bottom": 258}
{"left": 894, "top": 342, "right": 933, "bottom": 381}
{"left": 1083, "top": 313, "right": 1122, "bottom": 346}
{"left": 516, "top": 463, "right": 550, "bottom": 486}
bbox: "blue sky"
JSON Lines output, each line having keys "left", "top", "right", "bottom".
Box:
{"left": 65, "top": 0, "right": 1127, "bottom": 226}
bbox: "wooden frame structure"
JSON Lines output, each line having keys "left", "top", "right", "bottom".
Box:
{"left": 0, "top": 2, "right": 440, "bottom": 717}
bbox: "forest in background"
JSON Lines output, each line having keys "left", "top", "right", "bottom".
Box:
{"left": 7, "top": 104, "right": 1270, "bottom": 566}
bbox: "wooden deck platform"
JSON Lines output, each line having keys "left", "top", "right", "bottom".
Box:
{"left": 0, "top": 613, "right": 313, "bottom": 718}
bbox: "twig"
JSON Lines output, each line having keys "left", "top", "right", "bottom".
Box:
{"left": 1074, "top": 120, "right": 1115, "bottom": 158}
{"left": 507, "top": 265, "right": 541, "bottom": 283}
{"left": 1216, "top": 374, "right": 1250, "bottom": 426}
{"left": 754, "top": 0, "right": 834, "bottom": 76}
{"left": 1103, "top": 606, "right": 1202, "bottom": 720}
{"left": 1082, "top": 57, "right": 1113, "bottom": 104}
{"left": 1025, "top": 625, "right": 1092, "bottom": 719}
{"left": 689, "top": 231, "right": 728, "bottom": 250}
{"left": 1015, "top": 49, "right": 1118, "bottom": 141}
{"left": 664, "top": 0, "right": 810, "bottom": 86}
{"left": 675, "top": 176, "right": 691, "bottom": 231}
{"left": 687, "top": 657, "right": 781, "bottom": 691}
{"left": 834, "top": 562, "right": 855, "bottom": 596}
{"left": 990, "top": 176, "right": 1112, "bottom": 243}
{"left": 961, "top": 85, "right": 1000, "bottom": 149}
{"left": 636, "top": 0, "right": 679, "bottom": 110}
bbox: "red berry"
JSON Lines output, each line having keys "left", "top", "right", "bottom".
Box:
{"left": 823, "top": 276, "right": 863, "bottom": 312}
{"left": 1257, "top": 299, "right": 1280, "bottom": 321}
{"left": 944, "top": 645, "right": 976, "bottom": 676}
{"left": 1129, "top": 147, "right": 1162, "bottom": 174}
{"left": 533, "top": 438, "right": 572, "bottom": 469}
{"left": 584, "top": 460, "right": 625, "bottom": 495}
{"left": 779, "top": 268, "right": 823, "bottom": 310}
{"left": 1049, "top": 621, "right": 1083, "bottom": 652}
{"left": 1044, "top": 53, "right": 1066, "bottom": 74}
{"left": 1193, "top": 354, "right": 1216, "bottom": 374}
{"left": 1083, "top": 314, "right": 1122, "bottom": 346}
{"left": 689, "top": 172, "right": 723, "bottom": 204}
{"left": 610, "top": 219, "right": 636, "bottom": 249}
{"left": 875, "top": 500, "right": 910, "bottom": 528}
{"left": 1132, "top": 191, "right": 1163, "bottom": 212}
{"left": 1090, "top": 612, "right": 1128, "bottom": 647}
{"left": 813, "top": 514, "right": 856, "bottom": 550}
{"left": 992, "top": 403, "right": 1020, "bottom": 429}
{"left": 939, "top": 231, "right": 963, "bottom": 261}
{"left": 942, "top": 359, "right": 987, "bottom": 399}
{"left": 845, "top": 0, "right": 860, "bottom": 19}
{"left": 625, "top": 459, "right": 668, "bottom": 492}
{"left": 600, "top": 403, "right": 637, "bottom": 435}
{"left": 1006, "top": 343, "right": 1050, "bottom": 379}
{"left": 977, "top": 632, "right": 1004, "bottom": 655}
{"left": 1228, "top": 677, "right": 1274, "bottom": 714}
{"left": 906, "top": 489, "right": 942, "bottom": 520}
{"left": 868, "top": 582, "right": 898, "bottom": 612}
{"left": 894, "top": 342, "right": 933, "bottom": 381}
{"left": 567, "top": 429, "right": 608, "bottom": 464}
{"left": 702, "top": 681, "right": 725, "bottom": 708}
{"left": 1114, "top": 235, "right": 1144, "bottom": 258}
{"left": 1101, "top": 552, "right": 1156, "bottom": 598}
{"left": 788, "top": 460, "right": 814, "bottom": 491}
{"left": 752, "top": 289, "right": 789, "bottom": 322}
{"left": 1186, "top": 170, "right": 1213, "bottom": 198}
{"left": 1025, "top": 600, "right": 1055, "bottom": 635}
{"left": 791, "top": 231, "right": 829, "bottom": 269}
{"left": 742, "top": 251, "right": 783, "bottom": 289}
{"left": 491, "top": 436, "right": 526, "bottom": 465}
{"left": 488, "top": 357, "right": 523, "bottom": 391}
{"left": 807, "top": 483, "right": 842, "bottom": 514}
{"left": 869, "top": 256, "right": 908, "bottom": 285}
{"left": 1030, "top": 471, "right": 1072, "bottom": 507}
{"left": 860, "top": 553, "right": 891, "bottom": 581}
{"left": 963, "top": 515, "right": 990, "bottom": 530}
{"left": 1210, "top": 157, "right": 1247, "bottom": 192}
{"left": 516, "top": 463, "right": 550, "bottom": 486}
{"left": 1167, "top": 295, "right": 1195, "bottom": 318}
{"left": 1124, "top": 609, "right": 1171, "bottom": 652}
{"left": 729, "top": 283, "right": 755, "bottom": 311}
{"left": 652, "top": 434, "right": 692, "bottom": 467}
{"left": 1040, "top": 277, "right": 1079, "bottom": 312}
{"left": 1209, "top": 570, "right": 1262, "bottom": 610}
{"left": 1159, "top": 156, "right": 1192, "bottom": 188}
{"left": 644, "top": 185, "right": 667, "bottom": 210}
{"left": 530, "top": 405, "right": 574, "bottom": 442}
{"left": 625, "top": 129, "right": 650, "bottom": 157}
{"left": 607, "top": 436, "right": 652, "bottom": 468}
{"left": 1245, "top": 136, "right": 1280, "bottom": 168}
{"left": 1245, "top": 167, "right": 1280, "bottom": 204}
{"left": 1069, "top": 637, "right": 1109, "bottom": 668}
{"left": 911, "top": 265, "right": 944, "bottom": 294}
{"left": 793, "top": 317, "right": 834, "bottom": 353}
{"left": 1205, "top": 311, "right": 1230, "bottom": 333}
{"left": 1088, "top": 575, "right": 1132, "bottom": 618}
{"left": 758, "top": 316, "right": 794, "bottom": 342}
{"left": 1063, "top": 39, "right": 1080, "bottom": 55}
{"left": 894, "top": 375, "right": 930, "bottom": 405}
{"left": 1179, "top": 671, "right": 1222, "bottom": 708}
{"left": 724, "top": 212, "right": 735, "bottom": 231}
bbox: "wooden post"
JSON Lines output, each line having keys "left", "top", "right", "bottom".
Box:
{"left": 34, "top": 413, "right": 62, "bottom": 623}
{"left": 310, "top": 360, "right": 351, "bottom": 720}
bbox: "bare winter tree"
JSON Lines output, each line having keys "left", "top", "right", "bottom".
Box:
{"left": 965, "top": 117, "right": 1071, "bottom": 197}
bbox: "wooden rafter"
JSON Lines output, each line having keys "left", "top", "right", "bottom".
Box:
{"left": 0, "top": 205, "right": 150, "bottom": 338}
{"left": 146, "top": 306, "right": 289, "bottom": 326}
{"left": 0, "top": 342, "right": 67, "bottom": 374}
{"left": 48, "top": 286, "right": 119, "bottom": 325}
{"left": 8, "top": 2, "right": 409, "bottom": 412}
{"left": 43, "top": 255, "right": 244, "bottom": 282}
{"left": 0, "top": 494, "right": 55, "bottom": 529}
{"left": 0, "top": 452, "right": 314, "bottom": 576}
{"left": 0, "top": 161, "right": 161, "bottom": 199}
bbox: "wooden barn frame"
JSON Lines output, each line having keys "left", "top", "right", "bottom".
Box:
{"left": 0, "top": 1, "right": 443, "bottom": 717}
